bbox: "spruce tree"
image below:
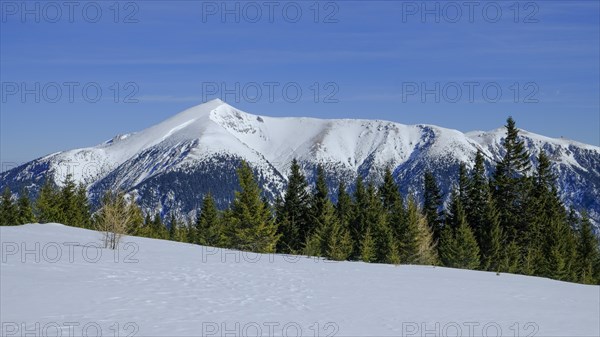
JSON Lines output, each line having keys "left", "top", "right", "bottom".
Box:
{"left": 196, "top": 193, "right": 222, "bottom": 247}
{"left": 0, "top": 187, "right": 17, "bottom": 226}
{"left": 492, "top": 117, "right": 532, "bottom": 242}
{"left": 379, "top": 167, "right": 401, "bottom": 212}
{"left": 277, "top": 158, "right": 311, "bottom": 253}
{"left": 576, "top": 212, "right": 600, "bottom": 284}
{"left": 58, "top": 174, "right": 77, "bottom": 226}
{"left": 16, "top": 189, "right": 36, "bottom": 225}
{"left": 439, "top": 211, "right": 480, "bottom": 270}
{"left": 335, "top": 181, "right": 353, "bottom": 231}
{"left": 350, "top": 176, "right": 369, "bottom": 258}
{"left": 364, "top": 183, "right": 397, "bottom": 263}
{"left": 73, "top": 184, "right": 91, "bottom": 228}
{"left": 126, "top": 202, "right": 144, "bottom": 236}
{"left": 169, "top": 213, "right": 178, "bottom": 240}
{"left": 311, "top": 165, "right": 329, "bottom": 226}
{"left": 360, "top": 226, "right": 376, "bottom": 263}
{"left": 466, "top": 150, "right": 490, "bottom": 246}
{"left": 531, "top": 151, "right": 577, "bottom": 281}
{"left": 423, "top": 170, "right": 443, "bottom": 239}
{"left": 403, "top": 196, "right": 437, "bottom": 265}
{"left": 326, "top": 213, "right": 353, "bottom": 261}
{"left": 480, "top": 197, "right": 504, "bottom": 272}
{"left": 35, "top": 178, "right": 58, "bottom": 223}
{"left": 229, "top": 161, "right": 280, "bottom": 253}
{"left": 379, "top": 167, "right": 406, "bottom": 242}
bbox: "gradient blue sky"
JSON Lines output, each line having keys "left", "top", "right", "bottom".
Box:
{"left": 1, "top": 1, "right": 599, "bottom": 166}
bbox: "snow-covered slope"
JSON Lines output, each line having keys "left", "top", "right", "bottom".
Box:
{"left": 1, "top": 99, "right": 599, "bottom": 222}
{"left": 1, "top": 223, "right": 598, "bottom": 336}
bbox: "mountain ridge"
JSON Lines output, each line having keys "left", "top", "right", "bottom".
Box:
{"left": 1, "top": 100, "right": 599, "bottom": 225}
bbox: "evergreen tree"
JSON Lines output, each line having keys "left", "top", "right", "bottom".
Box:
{"left": 439, "top": 211, "right": 480, "bottom": 270}
{"left": 457, "top": 163, "right": 470, "bottom": 206}
{"left": 446, "top": 189, "right": 466, "bottom": 230}
{"left": 403, "top": 196, "right": 437, "bottom": 265}
{"left": 531, "top": 151, "right": 577, "bottom": 281}
{"left": 277, "top": 158, "right": 311, "bottom": 253}
{"left": 58, "top": 174, "right": 77, "bottom": 226}
{"left": 349, "top": 176, "right": 369, "bottom": 258}
{"left": 335, "top": 181, "right": 353, "bottom": 231}
{"left": 304, "top": 171, "right": 353, "bottom": 261}
{"left": 169, "top": 213, "right": 178, "bottom": 240}
{"left": 73, "top": 184, "right": 91, "bottom": 228}
{"left": 35, "top": 178, "right": 59, "bottom": 223}
{"left": 326, "top": 214, "right": 353, "bottom": 261}
{"left": 379, "top": 167, "right": 405, "bottom": 242}
{"left": 126, "top": 202, "right": 144, "bottom": 236}
{"left": 360, "top": 226, "right": 376, "bottom": 263}
{"left": 492, "top": 117, "right": 532, "bottom": 242}
{"left": 465, "top": 150, "right": 490, "bottom": 246}
{"left": 480, "top": 197, "right": 505, "bottom": 272}
{"left": 576, "top": 212, "right": 600, "bottom": 284}
{"left": 229, "top": 161, "right": 280, "bottom": 253}
{"left": 379, "top": 167, "right": 401, "bottom": 212}
{"left": 364, "top": 183, "right": 398, "bottom": 263}
{"left": 196, "top": 193, "right": 222, "bottom": 246}
{"left": 500, "top": 240, "right": 521, "bottom": 274}
{"left": 0, "top": 187, "right": 17, "bottom": 226}
{"left": 311, "top": 165, "right": 329, "bottom": 225}
{"left": 16, "top": 188, "right": 36, "bottom": 225}
{"left": 423, "top": 170, "right": 443, "bottom": 239}
{"left": 150, "top": 213, "right": 167, "bottom": 239}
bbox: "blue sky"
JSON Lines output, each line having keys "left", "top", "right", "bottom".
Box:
{"left": 1, "top": 1, "right": 599, "bottom": 166}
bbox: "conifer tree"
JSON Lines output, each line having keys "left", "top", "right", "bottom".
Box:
{"left": 423, "top": 170, "right": 443, "bottom": 239}
{"left": 500, "top": 240, "right": 521, "bottom": 274}
{"left": 363, "top": 183, "right": 397, "bottom": 263}
{"left": 126, "top": 202, "right": 144, "bottom": 236}
{"left": 35, "top": 178, "right": 59, "bottom": 223}
{"left": 196, "top": 193, "right": 222, "bottom": 246}
{"left": 576, "top": 212, "right": 600, "bottom": 284}
{"left": 400, "top": 196, "right": 422, "bottom": 263}
{"left": 379, "top": 167, "right": 405, "bottom": 241}
{"left": 480, "top": 196, "right": 505, "bottom": 272}
{"left": 73, "top": 184, "right": 91, "bottom": 228}
{"left": 492, "top": 117, "right": 532, "bottom": 241}
{"left": 277, "top": 158, "right": 311, "bottom": 253}
{"left": 466, "top": 150, "right": 490, "bottom": 245}
{"left": 229, "top": 161, "right": 280, "bottom": 253}
{"left": 58, "top": 174, "right": 77, "bottom": 226}
{"left": 380, "top": 167, "right": 401, "bottom": 212}
{"left": 151, "top": 213, "right": 167, "bottom": 239}
{"left": 326, "top": 214, "right": 353, "bottom": 261}
{"left": 311, "top": 165, "right": 329, "bottom": 224}
{"left": 439, "top": 210, "right": 480, "bottom": 270}
{"left": 360, "top": 226, "right": 376, "bottom": 263}
{"left": 402, "top": 196, "right": 437, "bottom": 265}
{"left": 16, "top": 188, "right": 36, "bottom": 225}
{"left": 0, "top": 187, "right": 17, "bottom": 226}
{"left": 457, "top": 163, "right": 470, "bottom": 205}
{"left": 350, "top": 176, "right": 369, "bottom": 258}
{"left": 530, "top": 151, "right": 577, "bottom": 280}
{"left": 446, "top": 189, "right": 466, "bottom": 230}
{"left": 169, "top": 213, "right": 178, "bottom": 240}
{"left": 335, "top": 181, "right": 353, "bottom": 230}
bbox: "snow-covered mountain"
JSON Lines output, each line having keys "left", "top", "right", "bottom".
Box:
{"left": 2, "top": 223, "right": 599, "bottom": 336}
{"left": 1, "top": 99, "right": 599, "bottom": 223}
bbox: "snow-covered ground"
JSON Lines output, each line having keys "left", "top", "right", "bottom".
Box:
{"left": 1, "top": 224, "right": 599, "bottom": 336}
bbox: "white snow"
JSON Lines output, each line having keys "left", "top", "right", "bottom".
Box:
{"left": 24, "top": 100, "right": 599, "bottom": 191}
{"left": 2, "top": 224, "right": 599, "bottom": 336}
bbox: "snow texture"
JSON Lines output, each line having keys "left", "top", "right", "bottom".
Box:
{"left": 1, "top": 224, "right": 599, "bottom": 336}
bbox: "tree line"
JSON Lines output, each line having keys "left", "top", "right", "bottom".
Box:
{"left": 1, "top": 117, "right": 599, "bottom": 284}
